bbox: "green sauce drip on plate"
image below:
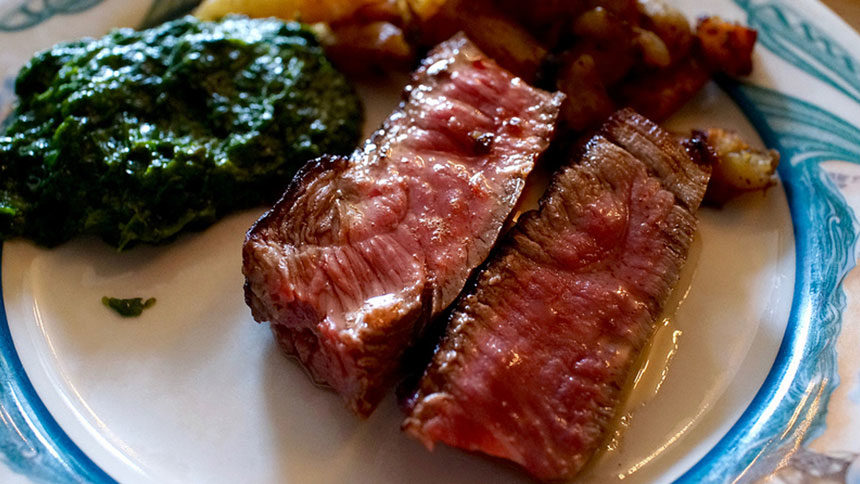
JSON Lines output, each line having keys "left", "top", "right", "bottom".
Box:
{"left": 102, "top": 296, "right": 157, "bottom": 317}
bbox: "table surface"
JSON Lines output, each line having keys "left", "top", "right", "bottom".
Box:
{"left": 822, "top": 0, "right": 860, "bottom": 29}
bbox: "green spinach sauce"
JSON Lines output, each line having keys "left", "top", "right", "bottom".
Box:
{"left": 0, "top": 15, "right": 362, "bottom": 249}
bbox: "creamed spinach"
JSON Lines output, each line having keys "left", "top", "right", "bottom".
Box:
{"left": 0, "top": 15, "right": 362, "bottom": 249}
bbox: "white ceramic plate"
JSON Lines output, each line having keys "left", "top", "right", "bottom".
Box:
{"left": 2, "top": 1, "right": 859, "bottom": 483}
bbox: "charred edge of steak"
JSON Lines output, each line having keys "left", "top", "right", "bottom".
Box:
{"left": 243, "top": 155, "right": 349, "bottom": 320}
{"left": 601, "top": 108, "right": 711, "bottom": 211}
{"left": 683, "top": 129, "right": 720, "bottom": 167}
{"left": 244, "top": 155, "right": 348, "bottom": 244}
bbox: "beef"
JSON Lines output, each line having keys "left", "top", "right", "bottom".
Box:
{"left": 242, "top": 33, "right": 564, "bottom": 417}
{"left": 402, "top": 109, "right": 711, "bottom": 481}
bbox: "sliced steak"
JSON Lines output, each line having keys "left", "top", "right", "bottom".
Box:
{"left": 242, "top": 33, "right": 564, "bottom": 417}
{"left": 402, "top": 109, "right": 710, "bottom": 480}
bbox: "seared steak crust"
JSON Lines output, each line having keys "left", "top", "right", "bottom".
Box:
{"left": 403, "top": 109, "right": 710, "bottom": 480}
{"left": 242, "top": 33, "right": 563, "bottom": 416}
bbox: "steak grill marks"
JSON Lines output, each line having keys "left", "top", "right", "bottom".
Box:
{"left": 242, "top": 33, "right": 563, "bottom": 416}
{"left": 403, "top": 109, "right": 710, "bottom": 481}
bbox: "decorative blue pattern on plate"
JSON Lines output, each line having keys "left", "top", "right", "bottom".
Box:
{"left": 678, "top": 83, "right": 860, "bottom": 483}
{"left": 735, "top": 0, "right": 860, "bottom": 103}
{"left": 0, "top": 0, "right": 104, "bottom": 32}
{"left": 0, "top": 249, "right": 116, "bottom": 484}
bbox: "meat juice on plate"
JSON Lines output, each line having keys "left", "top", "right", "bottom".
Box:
{"left": 581, "top": 231, "right": 703, "bottom": 478}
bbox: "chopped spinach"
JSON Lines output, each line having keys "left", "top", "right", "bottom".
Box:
{"left": 0, "top": 15, "right": 362, "bottom": 249}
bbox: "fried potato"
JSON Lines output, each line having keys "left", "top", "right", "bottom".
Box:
{"left": 195, "top": 0, "right": 411, "bottom": 73}
{"left": 696, "top": 17, "right": 757, "bottom": 76}
{"left": 572, "top": 6, "right": 626, "bottom": 41}
{"left": 556, "top": 53, "right": 615, "bottom": 130}
{"left": 702, "top": 127, "right": 780, "bottom": 203}
{"left": 351, "top": 0, "right": 405, "bottom": 23}
{"left": 414, "top": 0, "right": 546, "bottom": 81}
{"left": 195, "top": 0, "right": 382, "bottom": 24}
{"left": 633, "top": 27, "right": 672, "bottom": 67}
{"left": 615, "top": 56, "right": 711, "bottom": 122}
{"left": 404, "top": 0, "right": 447, "bottom": 20}
{"left": 636, "top": 0, "right": 693, "bottom": 64}
{"left": 491, "top": 0, "right": 590, "bottom": 32}
{"left": 316, "top": 21, "right": 413, "bottom": 72}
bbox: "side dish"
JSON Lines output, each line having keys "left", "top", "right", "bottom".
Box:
{"left": 701, "top": 127, "right": 781, "bottom": 204}
{"left": 0, "top": 15, "right": 362, "bottom": 249}
{"left": 403, "top": 109, "right": 711, "bottom": 481}
{"left": 242, "top": 34, "right": 563, "bottom": 416}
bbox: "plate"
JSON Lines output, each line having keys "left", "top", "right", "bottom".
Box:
{"left": 1, "top": 1, "right": 859, "bottom": 483}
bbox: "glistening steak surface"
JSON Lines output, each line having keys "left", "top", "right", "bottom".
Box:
{"left": 403, "top": 109, "right": 710, "bottom": 481}
{"left": 242, "top": 33, "right": 563, "bottom": 416}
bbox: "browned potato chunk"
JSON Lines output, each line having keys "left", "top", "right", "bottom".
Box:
{"left": 556, "top": 53, "right": 615, "bottom": 130}
{"left": 696, "top": 16, "right": 757, "bottom": 76}
{"left": 633, "top": 27, "right": 672, "bottom": 67}
{"left": 404, "top": 0, "right": 447, "bottom": 20}
{"left": 351, "top": 0, "right": 405, "bottom": 23}
{"left": 704, "top": 127, "right": 780, "bottom": 203}
{"left": 413, "top": 0, "right": 547, "bottom": 81}
{"left": 491, "top": 0, "right": 590, "bottom": 32}
{"left": 195, "top": 0, "right": 414, "bottom": 74}
{"left": 636, "top": 0, "right": 693, "bottom": 64}
{"left": 195, "top": 0, "right": 381, "bottom": 23}
{"left": 615, "top": 56, "right": 711, "bottom": 122}
{"left": 317, "top": 21, "right": 414, "bottom": 72}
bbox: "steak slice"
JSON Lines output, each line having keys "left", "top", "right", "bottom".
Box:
{"left": 242, "top": 33, "right": 564, "bottom": 417}
{"left": 402, "top": 109, "right": 711, "bottom": 480}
